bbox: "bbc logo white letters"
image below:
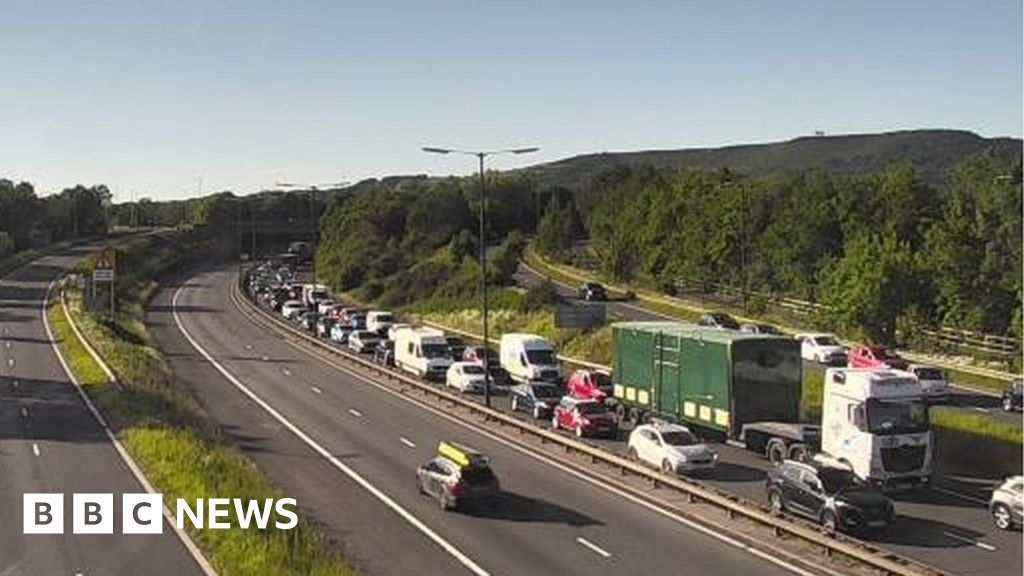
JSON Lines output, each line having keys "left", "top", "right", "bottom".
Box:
{"left": 24, "top": 493, "right": 163, "bottom": 534}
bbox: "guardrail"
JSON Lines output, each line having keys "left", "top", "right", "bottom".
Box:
{"left": 235, "top": 274, "right": 948, "bottom": 576}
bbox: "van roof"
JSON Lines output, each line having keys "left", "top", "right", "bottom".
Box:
{"left": 613, "top": 321, "right": 789, "bottom": 344}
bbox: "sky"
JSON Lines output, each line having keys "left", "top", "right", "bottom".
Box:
{"left": 1, "top": 0, "right": 1021, "bottom": 200}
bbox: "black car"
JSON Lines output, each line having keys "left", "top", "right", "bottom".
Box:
{"left": 446, "top": 336, "right": 467, "bottom": 361}
{"left": 1003, "top": 378, "right": 1023, "bottom": 412}
{"left": 298, "top": 311, "right": 320, "bottom": 332}
{"left": 486, "top": 366, "right": 513, "bottom": 390}
{"left": 373, "top": 339, "right": 395, "bottom": 367}
{"left": 578, "top": 282, "right": 607, "bottom": 301}
{"left": 698, "top": 312, "right": 740, "bottom": 330}
{"left": 766, "top": 460, "right": 894, "bottom": 535}
{"left": 416, "top": 442, "right": 500, "bottom": 511}
{"left": 509, "top": 381, "right": 563, "bottom": 419}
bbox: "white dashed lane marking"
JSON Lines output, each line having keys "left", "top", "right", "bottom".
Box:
{"left": 32, "top": 443, "right": 40, "bottom": 457}
{"left": 347, "top": 408, "right": 364, "bottom": 418}
{"left": 576, "top": 537, "right": 612, "bottom": 558}
{"left": 310, "top": 386, "right": 322, "bottom": 395}
{"left": 400, "top": 437, "right": 417, "bottom": 448}
{"left": 943, "top": 531, "right": 996, "bottom": 551}
{"left": 20, "top": 406, "right": 29, "bottom": 418}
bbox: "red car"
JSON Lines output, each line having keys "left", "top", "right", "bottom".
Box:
{"left": 847, "top": 345, "right": 908, "bottom": 370}
{"left": 565, "top": 369, "right": 613, "bottom": 402}
{"left": 551, "top": 397, "right": 618, "bottom": 438}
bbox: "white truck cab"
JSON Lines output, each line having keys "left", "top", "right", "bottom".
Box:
{"left": 302, "top": 283, "right": 330, "bottom": 308}
{"left": 821, "top": 368, "right": 932, "bottom": 489}
{"left": 500, "top": 333, "right": 562, "bottom": 383}
{"left": 366, "top": 310, "right": 395, "bottom": 335}
{"left": 394, "top": 327, "right": 452, "bottom": 381}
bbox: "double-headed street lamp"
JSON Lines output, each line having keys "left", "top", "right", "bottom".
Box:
{"left": 277, "top": 181, "right": 348, "bottom": 284}
{"left": 422, "top": 146, "right": 540, "bottom": 408}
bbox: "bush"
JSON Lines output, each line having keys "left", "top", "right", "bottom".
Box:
{"left": 522, "top": 279, "right": 560, "bottom": 311}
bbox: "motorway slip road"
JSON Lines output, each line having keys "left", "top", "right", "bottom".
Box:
{"left": 150, "top": 266, "right": 818, "bottom": 576}
{"left": 0, "top": 244, "right": 204, "bottom": 576}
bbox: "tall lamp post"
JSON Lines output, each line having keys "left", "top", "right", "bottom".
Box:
{"left": 422, "top": 146, "right": 540, "bottom": 408}
{"left": 277, "top": 181, "right": 348, "bottom": 284}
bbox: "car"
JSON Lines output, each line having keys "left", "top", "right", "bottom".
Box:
{"left": 446, "top": 362, "right": 488, "bottom": 394}
{"left": 740, "top": 322, "right": 783, "bottom": 335}
{"left": 316, "top": 300, "right": 337, "bottom": 315}
{"left": 462, "top": 345, "right": 498, "bottom": 365}
{"left": 509, "top": 381, "right": 563, "bottom": 419}
{"left": 315, "top": 315, "right": 335, "bottom": 338}
{"left": 905, "top": 364, "right": 950, "bottom": 402}
{"left": 847, "top": 344, "right": 908, "bottom": 370}
{"left": 565, "top": 369, "right": 613, "bottom": 402}
{"left": 697, "top": 312, "right": 740, "bottom": 330}
{"left": 387, "top": 323, "right": 412, "bottom": 341}
{"left": 330, "top": 322, "right": 356, "bottom": 344}
{"left": 298, "top": 310, "right": 320, "bottom": 332}
{"left": 627, "top": 423, "right": 718, "bottom": 475}
{"left": 551, "top": 396, "right": 618, "bottom": 438}
{"left": 348, "top": 312, "right": 367, "bottom": 330}
{"left": 373, "top": 339, "right": 395, "bottom": 367}
{"left": 578, "top": 282, "right": 607, "bottom": 301}
{"left": 485, "top": 365, "right": 514, "bottom": 390}
{"left": 332, "top": 306, "right": 361, "bottom": 322}
{"left": 796, "top": 333, "right": 848, "bottom": 365}
{"left": 765, "top": 459, "right": 894, "bottom": 535}
{"left": 416, "top": 441, "right": 500, "bottom": 511}
{"left": 989, "top": 475, "right": 1023, "bottom": 530}
{"left": 366, "top": 310, "right": 396, "bottom": 335}
{"left": 348, "top": 330, "right": 381, "bottom": 353}
{"left": 280, "top": 300, "right": 305, "bottom": 320}
{"left": 1003, "top": 379, "right": 1023, "bottom": 412}
{"left": 445, "top": 336, "right": 467, "bottom": 361}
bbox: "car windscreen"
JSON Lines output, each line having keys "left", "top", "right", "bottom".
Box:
{"left": 661, "top": 431, "right": 698, "bottom": 446}
{"left": 422, "top": 343, "right": 449, "bottom": 359}
{"left": 813, "top": 336, "right": 839, "bottom": 346}
{"left": 865, "top": 399, "right": 929, "bottom": 435}
{"left": 576, "top": 402, "right": 607, "bottom": 415}
{"left": 713, "top": 314, "right": 740, "bottom": 329}
{"left": 375, "top": 313, "right": 394, "bottom": 323}
{"left": 461, "top": 466, "right": 496, "bottom": 486}
{"left": 525, "top": 349, "right": 557, "bottom": 365}
{"left": 914, "top": 367, "right": 943, "bottom": 380}
{"left": 462, "top": 364, "right": 485, "bottom": 375}
{"left": 532, "top": 385, "right": 561, "bottom": 398}
{"left": 818, "top": 467, "right": 862, "bottom": 493}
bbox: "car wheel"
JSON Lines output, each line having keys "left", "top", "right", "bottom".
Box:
{"left": 766, "top": 439, "right": 787, "bottom": 465}
{"left": 551, "top": 416, "right": 559, "bottom": 430}
{"left": 575, "top": 424, "right": 584, "bottom": 438}
{"left": 992, "top": 503, "right": 1014, "bottom": 530}
{"left": 821, "top": 510, "right": 838, "bottom": 536}
{"left": 416, "top": 478, "right": 425, "bottom": 495}
{"left": 532, "top": 405, "right": 541, "bottom": 419}
{"left": 661, "top": 459, "right": 674, "bottom": 474}
{"left": 627, "top": 447, "right": 639, "bottom": 461}
{"left": 510, "top": 396, "right": 519, "bottom": 412}
{"left": 439, "top": 493, "right": 451, "bottom": 511}
{"left": 788, "top": 443, "right": 809, "bottom": 462}
{"left": 768, "top": 490, "right": 784, "bottom": 515}
{"left": 1004, "top": 395, "right": 1014, "bottom": 412}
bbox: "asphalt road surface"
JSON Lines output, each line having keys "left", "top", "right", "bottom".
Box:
{"left": 150, "top": 266, "right": 815, "bottom": 576}
{"left": 0, "top": 244, "right": 204, "bottom": 576}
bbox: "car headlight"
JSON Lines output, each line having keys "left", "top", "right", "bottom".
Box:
{"left": 674, "top": 454, "right": 688, "bottom": 463}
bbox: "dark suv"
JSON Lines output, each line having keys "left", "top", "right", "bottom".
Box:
{"left": 766, "top": 460, "right": 894, "bottom": 535}
{"left": 698, "top": 312, "right": 740, "bottom": 330}
{"left": 1003, "top": 379, "right": 1023, "bottom": 412}
{"left": 578, "top": 282, "right": 607, "bottom": 301}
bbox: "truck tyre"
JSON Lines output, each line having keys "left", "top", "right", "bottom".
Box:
{"left": 661, "top": 459, "right": 674, "bottom": 474}
{"left": 993, "top": 503, "right": 1014, "bottom": 530}
{"left": 614, "top": 403, "right": 626, "bottom": 422}
{"left": 821, "top": 510, "right": 838, "bottom": 536}
{"left": 766, "top": 439, "right": 787, "bottom": 465}
{"left": 788, "top": 443, "right": 809, "bottom": 462}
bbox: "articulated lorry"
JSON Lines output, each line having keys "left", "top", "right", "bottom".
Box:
{"left": 611, "top": 321, "right": 932, "bottom": 489}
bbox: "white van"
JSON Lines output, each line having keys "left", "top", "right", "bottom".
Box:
{"left": 500, "top": 333, "right": 562, "bottom": 383}
{"left": 366, "top": 310, "right": 395, "bottom": 335}
{"left": 394, "top": 327, "right": 452, "bottom": 381}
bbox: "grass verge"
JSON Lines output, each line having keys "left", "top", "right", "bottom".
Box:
{"left": 49, "top": 236, "right": 353, "bottom": 576}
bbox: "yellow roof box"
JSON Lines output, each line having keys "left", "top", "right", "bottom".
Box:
{"left": 437, "top": 441, "right": 489, "bottom": 469}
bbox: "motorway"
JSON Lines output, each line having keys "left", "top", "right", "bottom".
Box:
{"left": 150, "top": 266, "right": 819, "bottom": 576}
{"left": 0, "top": 245, "right": 204, "bottom": 576}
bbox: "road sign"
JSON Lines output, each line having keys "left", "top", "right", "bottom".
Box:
{"left": 555, "top": 303, "right": 606, "bottom": 330}
{"left": 93, "top": 270, "right": 114, "bottom": 282}
{"left": 95, "top": 247, "right": 116, "bottom": 272}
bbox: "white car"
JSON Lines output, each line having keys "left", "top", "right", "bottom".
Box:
{"left": 446, "top": 362, "right": 487, "bottom": 394}
{"left": 796, "top": 332, "right": 848, "bottom": 365}
{"left": 280, "top": 300, "right": 305, "bottom": 320}
{"left": 627, "top": 423, "right": 717, "bottom": 475}
{"left": 906, "top": 363, "right": 950, "bottom": 402}
{"left": 388, "top": 323, "right": 412, "bottom": 341}
{"left": 347, "top": 330, "right": 381, "bottom": 353}
{"left": 317, "top": 300, "right": 337, "bottom": 315}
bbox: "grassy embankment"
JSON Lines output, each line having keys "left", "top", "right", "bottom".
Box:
{"left": 50, "top": 231, "right": 353, "bottom": 576}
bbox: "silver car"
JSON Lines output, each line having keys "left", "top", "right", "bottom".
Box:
{"left": 990, "top": 475, "right": 1023, "bottom": 530}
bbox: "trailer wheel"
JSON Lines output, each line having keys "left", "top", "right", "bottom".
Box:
{"left": 766, "top": 439, "right": 787, "bottom": 465}
{"left": 788, "top": 443, "right": 809, "bottom": 462}
{"left": 614, "top": 402, "right": 626, "bottom": 422}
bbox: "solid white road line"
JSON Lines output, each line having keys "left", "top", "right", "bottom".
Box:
{"left": 575, "top": 537, "right": 612, "bottom": 558}
{"left": 310, "top": 386, "right": 323, "bottom": 395}
{"left": 400, "top": 437, "right": 417, "bottom": 449}
{"left": 172, "top": 283, "right": 491, "bottom": 576}
{"left": 942, "top": 531, "right": 996, "bottom": 551}
{"left": 347, "top": 408, "right": 364, "bottom": 418}
{"left": 32, "top": 443, "right": 40, "bottom": 457}
{"left": 931, "top": 486, "right": 990, "bottom": 506}
{"left": 972, "top": 407, "right": 989, "bottom": 413}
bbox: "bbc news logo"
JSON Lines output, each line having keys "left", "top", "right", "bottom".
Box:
{"left": 24, "top": 493, "right": 298, "bottom": 534}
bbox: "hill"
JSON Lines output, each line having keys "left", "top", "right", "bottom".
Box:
{"left": 521, "top": 129, "right": 1022, "bottom": 188}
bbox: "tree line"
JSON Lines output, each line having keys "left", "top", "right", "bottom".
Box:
{"left": 0, "top": 179, "right": 112, "bottom": 257}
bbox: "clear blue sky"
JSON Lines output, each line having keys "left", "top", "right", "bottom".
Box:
{"left": 2, "top": 0, "right": 1020, "bottom": 200}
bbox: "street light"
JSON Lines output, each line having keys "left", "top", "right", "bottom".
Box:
{"left": 422, "top": 146, "right": 540, "bottom": 408}
{"left": 276, "top": 181, "right": 348, "bottom": 285}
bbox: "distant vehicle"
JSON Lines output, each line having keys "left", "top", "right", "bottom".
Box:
{"left": 330, "top": 322, "right": 356, "bottom": 344}
{"left": 347, "top": 313, "right": 367, "bottom": 331}
{"left": 445, "top": 336, "right": 467, "bottom": 361}
{"left": 905, "top": 364, "right": 950, "bottom": 402}
{"left": 281, "top": 300, "right": 305, "bottom": 320}
{"left": 500, "top": 333, "right": 562, "bottom": 384}
{"left": 301, "top": 283, "right": 330, "bottom": 308}
{"left": 627, "top": 423, "right": 717, "bottom": 475}
{"left": 446, "top": 362, "right": 488, "bottom": 394}
{"left": 317, "top": 300, "right": 337, "bottom": 315}
{"left": 333, "top": 306, "right": 362, "bottom": 323}
{"left": 565, "top": 369, "right": 613, "bottom": 402}
{"left": 847, "top": 344, "right": 909, "bottom": 371}
{"left": 552, "top": 396, "right": 618, "bottom": 438}
{"left": 298, "top": 311, "right": 320, "bottom": 332}
{"left": 740, "top": 323, "right": 783, "bottom": 335}
{"left": 509, "top": 381, "right": 563, "bottom": 419}
{"left": 387, "top": 323, "right": 412, "bottom": 342}
{"left": 348, "top": 330, "right": 381, "bottom": 354}
{"left": 578, "top": 282, "right": 607, "bottom": 301}
{"left": 796, "top": 332, "right": 848, "bottom": 366}
{"left": 416, "top": 441, "right": 500, "bottom": 511}
{"left": 394, "top": 327, "right": 452, "bottom": 381}
{"left": 485, "top": 365, "right": 514, "bottom": 389}
{"left": 766, "top": 459, "right": 894, "bottom": 535}
{"left": 1003, "top": 379, "right": 1023, "bottom": 412}
{"left": 697, "top": 312, "right": 740, "bottom": 330}
{"left": 462, "top": 345, "right": 498, "bottom": 365}
{"left": 990, "top": 475, "right": 1023, "bottom": 530}
{"left": 315, "top": 315, "right": 335, "bottom": 338}
{"left": 373, "top": 339, "right": 395, "bottom": 367}
{"left": 366, "top": 310, "right": 396, "bottom": 335}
